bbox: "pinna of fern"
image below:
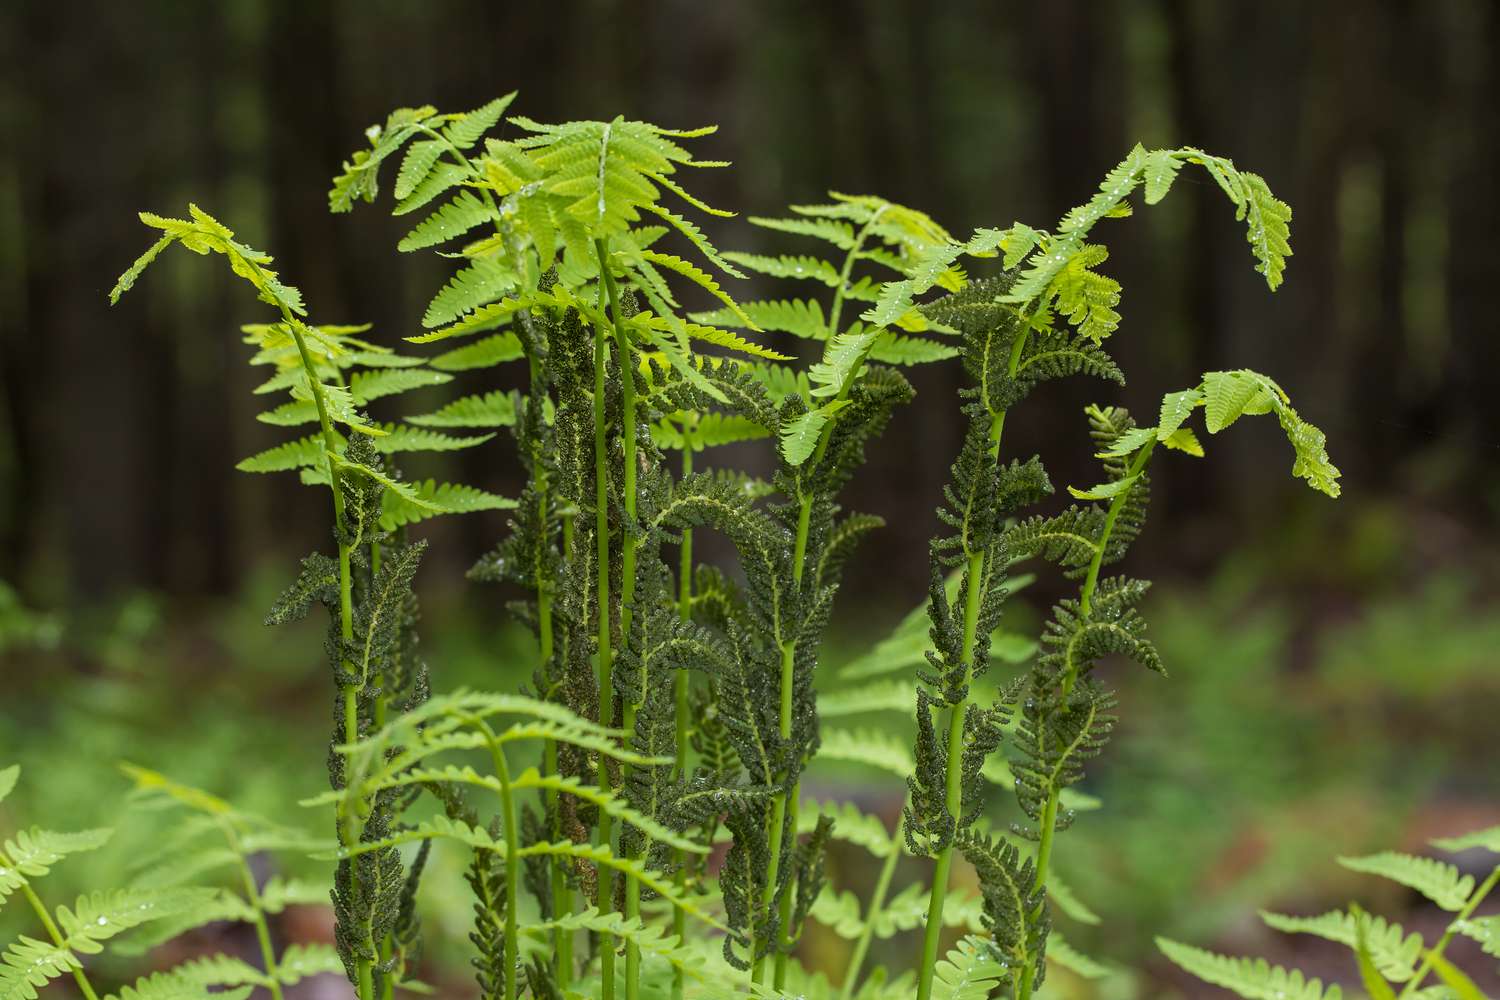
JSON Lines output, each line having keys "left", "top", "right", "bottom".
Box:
{"left": 108, "top": 206, "right": 508, "bottom": 1000}
{"left": 1160, "top": 821, "right": 1500, "bottom": 1000}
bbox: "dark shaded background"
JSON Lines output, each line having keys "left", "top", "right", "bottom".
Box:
{"left": 3, "top": 0, "right": 1497, "bottom": 612}
{"left": 3, "top": 4, "right": 1500, "bottom": 995}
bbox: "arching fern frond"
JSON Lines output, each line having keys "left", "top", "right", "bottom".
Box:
{"left": 1156, "top": 938, "right": 1343, "bottom": 1000}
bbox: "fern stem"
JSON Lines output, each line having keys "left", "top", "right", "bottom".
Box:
{"left": 1397, "top": 864, "right": 1500, "bottom": 1000}
{"left": 916, "top": 323, "right": 1023, "bottom": 1000}
{"left": 761, "top": 214, "right": 890, "bottom": 986}
{"left": 20, "top": 882, "right": 100, "bottom": 1000}
{"left": 1078, "top": 440, "right": 1155, "bottom": 619}
{"left": 596, "top": 237, "right": 644, "bottom": 1000}
{"left": 1019, "top": 438, "right": 1155, "bottom": 1000}
{"left": 284, "top": 312, "right": 375, "bottom": 1000}
{"left": 474, "top": 719, "right": 522, "bottom": 1000}
{"left": 840, "top": 810, "right": 906, "bottom": 1000}
{"left": 555, "top": 511, "right": 577, "bottom": 990}
{"left": 227, "top": 823, "right": 286, "bottom": 1000}
{"left": 672, "top": 446, "right": 694, "bottom": 1000}
{"left": 590, "top": 261, "right": 619, "bottom": 1000}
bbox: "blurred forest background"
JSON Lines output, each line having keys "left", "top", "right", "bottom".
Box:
{"left": 2, "top": 1, "right": 1498, "bottom": 997}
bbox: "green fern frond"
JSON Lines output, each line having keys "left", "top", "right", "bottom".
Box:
{"left": 1337, "top": 853, "right": 1476, "bottom": 911}
{"left": 110, "top": 205, "right": 304, "bottom": 316}
{"left": 235, "top": 434, "right": 325, "bottom": 474}
{"left": 797, "top": 800, "right": 900, "bottom": 859}
{"left": 110, "top": 892, "right": 256, "bottom": 956}
{"left": 108, "top": 969, "right": 253, "bottom": 1000}
{"left": 421, "top": 258, "right": 519, "bottom": 329}
{"left": 929, "top": 936, "right": 1008, "bottom": 1000}
{"left": 329, "top": 105, "right": 441, "bottom": 212}
{"left": 55, "top": 889, "right": 216, "bottom": 954}
{"left": 428, "top": 332, "right": 526, "bottom": 371}
{"left": 815, "top": 728, "right": 915, "bottom": 778}
{"left": 370, "top": 425, "right": 494, "bottom": 455}
{"left": 406, "top": 390, "right": 518, "bottom": 428}
{"left": 0, "top": 828, "right": 113, "bottom": 903}
{"left": 1047, "top": 935, "right": 1111, "bottom": 980}
{"left": 349, "top": 367, "right": 452, "bottom": 404}
{"left": 746, "top": 216, "right": 857, "bottom": 250}
{"left": 1157, "top": 938, "right": 1342, "bottom": 1000}
{"left": 720, "top": 252, "right": 842, "bottom": 287}
{"left": 380, "top": 480, "right": 514, "bottom": 531}
{"left": 0, "top": 936, "right": 82, "bottom": 1000}
{"left": 1432, "top": 825, "right": 1500, "bottom": 854}
{"left": 818, "top": 680, "right": 918, "bottom": 718}
{"left": 1260, "top": 909, "right": 1423, "bottom": 981}
{"left": 396, "top": 190, "right": 496, "bottom": 252}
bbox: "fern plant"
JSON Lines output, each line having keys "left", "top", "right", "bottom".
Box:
{"left": 1160, "top": 821, "right": 1500, "bottom": 999}
{"left": 109, "top": 206, "right": 503, "bottom": 1000}
{"left": 844, "top": 145, "right": 1337, "bottom": 1000}
{"left": 100, "top": 95, "right": 1356, "bottom": 1000}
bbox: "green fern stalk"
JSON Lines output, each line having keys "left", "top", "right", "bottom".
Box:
{"left": 759, "top": 207, "right": 891, "bottom": 990}
{"left": 227, "top": 827, "right": 287, "bottom": 1000}
{"left": 838, "top": 811, "right": 906, "bottom": 1000}
{"left": 474, "top": 718, "right": 523, "bottom": 1000}
{"left": 915, "top": 326, "right": 1025, "bottom": 1000}
{"left": 591, "top": 275, "right": 618, "bottom": 1000}
{"left": 597, "top": 236, "right": 647, "bottom": 1000}
{"left": 672, "top": 445, "right": 694, "bottom": 1000}
{"left": 259, "top": 272, "right": 378, "bottom": 1000}
{"left": 18, "top": 883, "right": 103, "bottom": 1000}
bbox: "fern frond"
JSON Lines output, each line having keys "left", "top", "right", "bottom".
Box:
{"left": 443, "top": 93, "right": 517, "bottom": 149}
{"left": 406, "top": 390, "right": 518, "bottom": 428}
{"left": 746, "top": 215, "right": 857, "bottom": 250}
{"left": 273, "top": 942, "right": 346, "bottom": 986}
{"left": 349, "top": 368, "right": 452, "bottom": 404}
{"left": 396, "top": 191, "right": 496, "bottom": 252}
{"left": 929, "top": 936, "right": 1008, "bottom": 1000}
{"left": 111, "top": 891, "right": 257, "bottom": 956}
{"left": 422, "top": 258, "right": 519, "bottom": 329}
{"left": 380, "top": 480, "right": 514, "bottom": 531}
{"left": 1156, "top": 938, "right": 1342, "bottom": 1000}
{"left": 329, "top": 105, "right": 441, "bottom": 212}
{"left": 1432, "top": 824, "right": 1500, "bottom": 854}
{"left": 56, "top": 889, "right": 217, "bottom": 953}
{"left": 797, "top": 800, "right": 899, "bottom": 859}
{"left": 0, "top": 937, "right": 81, "bottom": 1000}
{"left": 108, "top": 969, "right": 253, "bottom": 1000}
{"left": 1336, "top": 853, "right": 1475, "bottom": 911}
{"left": 0, "top": 828, "right": 113, "bottom": 903}
{"left": 370, "top": 425, "right": 494, "bottom": 455}
{"left": 428, "top": 332, "right": 526, "bottom": 371}
{"left": 235, "top": 434, "right": 325, "bottom": 474}
{"left": 1047, "top": 935, "right": 1111, "bottom": 980}
{"left": 814, "top": 728, "right": 915, "bottom": 778}
{"left": 818, "top": 680, "right": 918, "bottom": 718}
{"left": 719, "top": 253, "right": 841, "bottom": 287}
{"left": 110, "top": 205, "right": 304, "bottom": 316}
{"left": 1260, "top": 909, "right": 1423, "bottom": 981}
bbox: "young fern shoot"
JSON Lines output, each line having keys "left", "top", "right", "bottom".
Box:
{"left": 109, "top": 206, "right": 502, "bottom": 1000}
{"left": 891, "top": 145, "right": 1333, "bottom": 1000}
